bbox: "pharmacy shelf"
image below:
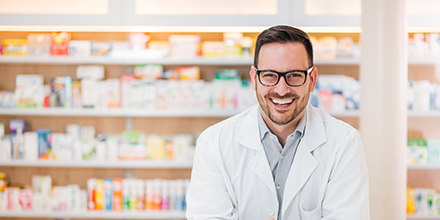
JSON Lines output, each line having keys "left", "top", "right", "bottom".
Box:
{"left": 0, "top": 56, "right": 253, "bottom": 65}
{"left": 0, "top": 211, "right": 186, "bottom": 219}
{"left": 407, "top": 164, "right": 440, "bottom": 170}
{"left": 0, "top": 108, "right": 244, "bottom": 117}
{"left": 0, "top": 160, "right": 193, "bottom": 169}
{"left": 0, "top": 56, "right": 438, "bottom": 66}
{"left": 0, "top": 108, "right": 363, "bottom": 118}
{"left": 408, "top": 111, "right": 440, "bottom": 117}
{"left": 3, "top": 108, "right": 440, "bottom": 118}
{"left": 326, "top": 110, "right": 360, "bottom": 117}
{"left": 407, "top": 215, "right": 440, "bottom": 219}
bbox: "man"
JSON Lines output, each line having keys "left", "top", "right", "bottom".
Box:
{"left": 186, "top": 25, "right": 369, "bottom": 220}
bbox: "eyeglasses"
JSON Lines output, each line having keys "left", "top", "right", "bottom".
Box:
{"left": 254, "top": 66, "right": 314, "bottom": 87}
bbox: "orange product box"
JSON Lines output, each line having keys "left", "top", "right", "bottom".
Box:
{"left": 51, "top": 32, "right": 70, "bottom": 56}
{"left": 113, "top": 178, "right": 123, "bottom": 212}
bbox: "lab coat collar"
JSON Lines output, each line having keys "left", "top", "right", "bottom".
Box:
{"left": 236, "top": 105, "right": 277, "bottom": 197}
{"left": 236, "top": 103, "right": 326, "bottom": 151}
{"left": 282, "top": 103, "right": 327, "bottom": 215}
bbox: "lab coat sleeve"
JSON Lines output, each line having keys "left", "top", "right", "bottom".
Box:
{"left": 186, "top": 130, "right": 238, "bottom": 220}
{"left": 321, "top": 131, "right": 370, "bottom": 220}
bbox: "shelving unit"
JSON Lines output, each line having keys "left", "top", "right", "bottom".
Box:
{"left": 407, "top": 164, "right": 440, "bottom": 170}
{"left": 407, "top": 216, "right": 440, "bottom": 220}
{"left": 0, "top": 56, "right": 438, "bottom": 65}
{"left": 0, "top": 211, "right": 186, "bottom": 219}
{"left": 0, "top": 108, "right": 245, "bottom": 118}
{"left": 0, "top": 160, "right": 193, "bottom": 169}
{"left": 3, "top": 109, "right": 440, "bottom": 118}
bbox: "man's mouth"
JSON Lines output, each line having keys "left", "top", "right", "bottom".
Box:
{"left": 270, "top": 98, "right": 295, "bottom": 106}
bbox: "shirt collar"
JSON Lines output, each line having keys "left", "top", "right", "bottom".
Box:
{"left": 257, "top": 107, "right": 307, "bottom": 141}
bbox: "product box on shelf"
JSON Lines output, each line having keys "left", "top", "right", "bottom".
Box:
{"left": 2, "top": 39, "right": 27, "bottom": 56}
{"left": 67, "top": 184, "right": 81, "bottom": 212}
{"left": 0, "top": 191, "right": 7, "bottom": 211}
{"left": 27, "top": 34, "right": 51, "bottom": 56}
{"left": 223, "top": 32, "right": 243, "bottom": 57}
{"left": 129, "top": 33, "right": 150, "bottom": 50}
{"left": 6, "top": 187, "right": 21, "bottom": 211}
{"left": 0, "top": 91, "right": 16, "bottom": 109}
{"left": 72, "top": 80, "right": 82, "bottom": 108}
{"left": 51, "top": 32, "right": 70, "bottom": 56}
{"left": 51, "top": 133, "right": 74, "bottom": 161}
{"left": 407, "top": 138, "right": 428, "bottom": 165}
{"left": 69, "top": 40, "right": 91, "bottom": 57}
{"left": 15, "top": 75, "right": 44, "bottom": 108}
{"left": 19, "top": 189, "right": 32, "bottom": 211}
{"left": 134, "top": 64, "right": 163, "bottom": 79}
{"left": 95, "top": 81, "right": 108, "bottom": 109}
{"left": 76, "top": 65, "right": 105, "bottom": 80}
{"left": 168, "top": 35, "right": 201, "bottom": 58}
{"left": 24, "top": 132, "right": 38, "bottom": 161}
{"left": 107, "top": 79, "right": 121, "bottom": 108}
{"left": 428, "top": 140, "right": 440, "bottom": 164}
{"left": 91, "top": 41, "right": 112, "bottom": 56}
{"left": 202, "top": 41, "right": 225, "bottom": 57}
{"left": 10, "top": 120, "right": 30, "bottom": 160}
{"left": 36, "top": 129, "right": 52, "bottom": 160}
{"left": 1, "top": 136, "right": 12, "bottom": 161}
{"left": 52, "top": 186, "right": 68, "bottom": 211}
{"left": 119, "top": 131, "right": 147, "bottom": 160}
{"left": 50, "top": 76, "right": 73, "bottom": 108}
{"left": 113, "top": 178, "right": 123, "bottom": 212}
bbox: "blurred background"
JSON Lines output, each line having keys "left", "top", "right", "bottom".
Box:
{"left": 0, "top": 0, "right": 439, "bottom": 220}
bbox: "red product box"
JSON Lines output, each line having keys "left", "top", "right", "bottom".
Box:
{"left": 51, "top": 32, "right": 70, "bottom": 56}
{"left": 19, "top": 189, "right": 32, "bottom": 210}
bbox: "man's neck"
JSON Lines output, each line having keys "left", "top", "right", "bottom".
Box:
{"left": 261, "top": 110, "right": 305, "bottom": 147}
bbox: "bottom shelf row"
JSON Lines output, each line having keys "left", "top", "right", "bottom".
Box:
{"left": 0, "top": 210, "right": 186, "bottom": 219}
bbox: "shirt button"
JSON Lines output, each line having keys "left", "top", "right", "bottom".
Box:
{"left": 277, "top": 185, "right": 280, "bottom": 190}
{"left": 281, "top": 155, "right": 284, "bottom": 159}
{"left": 270, "top": 136, "right": 274, "bottom": 140}
{"left": 267, "top": 209, "right": 275, "bottom": 216}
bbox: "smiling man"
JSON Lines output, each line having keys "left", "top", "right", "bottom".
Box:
{"left": 186, "top": 25, "right": 370, "bottom": 220}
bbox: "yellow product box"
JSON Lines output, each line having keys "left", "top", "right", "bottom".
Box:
{"left": 2, "top": 39, "right": 27, "bottom": 56}
{"left": 94, "top": 179, "right": 104, "bottom": 210}
{"left": 147, "top": 135, "right": 165, "bottom": 160}
{"left": 407, "top": 188, "right": 415, "bottom": 214}
{"left": 202, "top": 41, "right": 225, "bottom": 57}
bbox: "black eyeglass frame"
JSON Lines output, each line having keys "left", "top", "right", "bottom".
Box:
{"left": 253, "top": 66, "right": 314, "bottom": 87}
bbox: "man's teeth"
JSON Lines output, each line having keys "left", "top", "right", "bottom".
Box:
{"left": 272, "top": 99, "right": 293, "bottom": 105}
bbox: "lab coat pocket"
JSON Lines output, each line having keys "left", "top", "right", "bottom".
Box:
{"left": 299, "top": 204, "right": 322, "bottom": 220}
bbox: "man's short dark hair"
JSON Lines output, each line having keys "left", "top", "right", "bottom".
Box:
{"left": 253, "top": 25, "right": 314, "bottom": 68}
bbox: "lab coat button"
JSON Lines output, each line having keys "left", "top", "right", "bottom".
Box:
{"left": 267, "top": 209, "right": 275, "bottom": 216}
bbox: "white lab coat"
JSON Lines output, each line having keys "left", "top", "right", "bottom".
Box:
{"left": 186, "top": 103, "right": 369, "bottom": 220}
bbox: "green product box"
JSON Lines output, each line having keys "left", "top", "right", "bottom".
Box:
{"left": 427, "top": 140, "right": 440, "bottom": 164}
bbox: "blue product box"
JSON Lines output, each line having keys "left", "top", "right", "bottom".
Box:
{"left": 9, "top": 120, "right": 29, "bottom": 159}
{"left": 37, "top": 129, "right": 52, "bottom": 160}
{"left": 50, "top": 76, "right": 72, "bottom": 108}
{"left": 104, "top": 178, "right": 113, "bottom": 211}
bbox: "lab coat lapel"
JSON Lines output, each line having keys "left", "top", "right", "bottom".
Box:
{"left": 282, "top": 103, "right": 327, "bottom": 214}
{"left": 236, "top": 105, "right": 277, "bottom": 197}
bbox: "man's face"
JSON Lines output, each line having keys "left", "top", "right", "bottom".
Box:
{"left": 250, "top": 42, "right": 317, "bottom": 126}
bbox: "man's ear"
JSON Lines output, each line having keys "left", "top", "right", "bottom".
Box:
{"left": 250, "top": 66, "right": 257, "bottom": 91}
{"left": 309, "top": 67, "right": 318, "bottom": 92}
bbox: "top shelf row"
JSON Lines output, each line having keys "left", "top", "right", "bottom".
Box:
{"left": 0, "top": 56, "right": 439, "bottom": 66}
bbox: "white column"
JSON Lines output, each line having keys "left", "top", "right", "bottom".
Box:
{"left": 360, "top": 0, "right": 407, "bottom": 219}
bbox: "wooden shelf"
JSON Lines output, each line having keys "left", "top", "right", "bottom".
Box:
{"left": 0, "top": 211, "right": 186, "bottom": 219}
{"left": 0, "top": 160, "right": 193, "bottom": 169}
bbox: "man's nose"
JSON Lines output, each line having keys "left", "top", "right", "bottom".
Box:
{"left": 273, "top": 76, "right": 290, "bottom": 96}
